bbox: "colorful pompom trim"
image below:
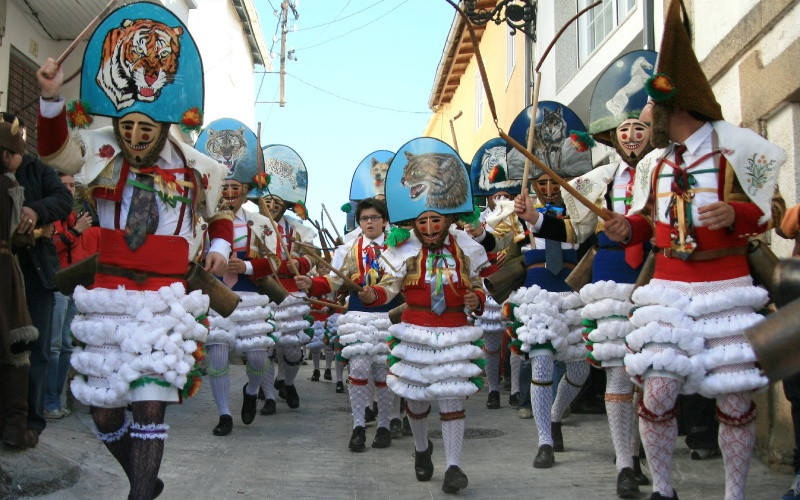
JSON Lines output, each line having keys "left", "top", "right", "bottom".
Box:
{"left": 569, "top": 130, "right": 595, "bottom": 152}
{"left": 180, "top": 107, "right": 203, "bottom": 133}
{"left": 645, "top": 73, "right": 677, "bottom": 102}
{"left": 459, "top": 199, "right": 481, "bottom": 227}
{"left": 66, "top": 100, "right": 93, "bottom": 129}
{"left": 253, "top": 172, "right": 269, "bottom": 189}
{"left": 469, "top": 377, "right": 484, "bottom": 390}
{"left": 386, "top": 226, "right": 410, "bottom": 248}
{"left": 489, "top": 165, "right": 507, "bottom": 183}
{"left": 293, "top": 200, "right": 308, "bottom": 220}
{"left": 341, "top": 202, "right": 352, "bottom": 213}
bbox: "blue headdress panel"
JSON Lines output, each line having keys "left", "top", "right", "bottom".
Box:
{"left": 507, "top": 101, "right": 592, "bottom": 180}
{"left": 588, "top": 50, "right": 657, "bottom": 145}
{"left": 195, "top": 118, "right": 259, "bottom": 184}
{"left": 349, "top": 150, "right": 394, "bottom": 201}
{"left": 80, "top": 2, "right": 204, "bottom": 125}
{"left": 469, "top": 137, "right": 521, "bottom": 197}
{"left": 385, "top": 137, "right": 473, "bottom": 224}
{"left": 248, "top": 144, "right": 308, "bottom": 205}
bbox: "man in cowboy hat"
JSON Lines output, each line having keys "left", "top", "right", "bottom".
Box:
{"left": 603, "top": 1, "right": 786, "bottom": 498}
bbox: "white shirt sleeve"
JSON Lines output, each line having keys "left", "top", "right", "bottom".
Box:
{"left": 39, "top": 97, "right": 65, "bottom": 118}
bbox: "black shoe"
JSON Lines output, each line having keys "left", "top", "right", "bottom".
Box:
{"left": 402, "top": 415, "right": 413, "bottom": 436}
{"left": 364, "top": 406, "right": 376, "bottom": 423}
{"left": 285, "top": 384, "right": 300, "bottom": 409}
{"left": 690, "top": 447, "right": 721, "bottom": 460}
{"left": 616, "top": 467, "right": 639, "bottom": 498}
{"left": 154, "top": 478, "right": 164, "bottom": 498}
{"left": 442, "top": 465, "right": 468, "bottom": 494}
{"left": 413, "top": 440, "right": 434, "bottom": 481}
{"left": 349, "top": 426, "right": 366, "bottom": 452}
{"left": 509, "top": 392, "right": 520, "bottom": 407}
{"left": 633, "top": 455, "right": 650, "bottom": 485}
{"left": 241, "top": 384, "right": 257, "bottom": 424}
{"left": 533, "top": 444, "right": 554, "bottom": 468}
{"left": 323, "top": 368, "right": 332, "bottom": 380}
{"left": 212, "top": 415, "right": 233, "bottom": 436}
{"left": 335, "top": 381, "right": 345, "bottom": 393}
{"left": 486, "top": 390, "right": 500, "bottom": 409}
{"left": 372, "top": 427, "right": 391, "bottom": 448}
{"left": 551, "top": 422, "right": 564, "bottom": 452}
{"left": 648, "top": 490, "right": 678, "bottom": 500}
{"left": 311, "top": 369, "right": 320, "bottom": 381}
{"left": 389, "top": 418, "right": 403, "bottom": 439}
{"left": 260, "top": 399, "right": 276, "bottom": 416}
{"left": 276, "top": 379, "right": 286, "bottom": 400}
{"left": 258, "top": 386, "right": 265, "bottom": 400}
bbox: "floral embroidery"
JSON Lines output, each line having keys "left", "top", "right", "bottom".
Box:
{"left": 573, "top": 177, "right": 593, "bottom": 196}
{"left": 200, "top": 173, "right": 209, "bottom": 190}
{"left": 98, "top": 144, "right": 115, "bottom": 159}
{"left": 744, "top": 153, "right": 775, "bottom": 195}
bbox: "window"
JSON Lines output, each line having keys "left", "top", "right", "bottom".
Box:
{"left": 475, "top": 71, "right": 484, "bottom": 130}
{"left": 577, "top": 0, "right": 637, "bottom": 65}
{"left": 506, "top": 28, "right": 517, "bottom": 83}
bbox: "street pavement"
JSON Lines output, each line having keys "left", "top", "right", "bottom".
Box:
{"left": 12, "top": 362, "right": 793, "bottom": 499}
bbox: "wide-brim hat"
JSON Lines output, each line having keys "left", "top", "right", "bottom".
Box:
{"left": 195, "top": 118, "right": 259, "bottom": 184}
{"left": 645, "top": 0, "right": 722, "bottom": 121}
{"left": 507, "top": 101, "right": 593, "bottom": 180}
{"left": 469, "top": 137, "right": 522, "bottom": 197}
{"left": 80, "top": 2, "right": 204, "bottom": 129}
{"left": 0, "top": 120, "right": 26, "bottom": 155}
{"left": 349, "top": 150, "right": 394, "bottom": 201}
{"left": 385, "top": 137, "right": 473, "bottom": 224}
{"left": 588, "top": 50, "right": 658, "bottom": 146}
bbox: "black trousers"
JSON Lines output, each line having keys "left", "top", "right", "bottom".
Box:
{"left": 784, "top": 372, "right": 800, "bottom": 474}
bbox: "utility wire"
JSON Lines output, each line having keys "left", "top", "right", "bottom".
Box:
{"left": 296, "top": 0, "right": 411, "bottom": 52}
{"left": 295, "top": 0, "right": 391, "bottom": 31}
{"left": 284, "top": 72, "right": 429, "bottom": 114}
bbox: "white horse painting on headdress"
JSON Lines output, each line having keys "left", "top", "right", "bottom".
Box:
{"left": 605, "top": 56, "right": 654, "bottom": 116}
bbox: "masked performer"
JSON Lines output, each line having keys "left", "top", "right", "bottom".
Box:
{"left": 35, "top": 4, "right": 231, "bottom": 498}
{"left": 195, "top": 119, "right": 277, "bottom": 436}
{"left": 602, "top": 2, "right": 786, "bottom": 498}
{"left": 253, "top": 145, "right": 315, "bottom": 412}
{"left": 297, "top": 197, "right": 401, "bottom": 450}
{"left": 358, "top": 138, "right": 488, "bottom": 493}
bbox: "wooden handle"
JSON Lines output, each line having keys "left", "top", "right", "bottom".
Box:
{"left": 56, "top": 0, "right": 118, "bottom": 66}
{"left": 321, "top": 204, "right": 343, "bottom": 242}
{"left": 295, "top": 241, "right": 364, "bottom": 293}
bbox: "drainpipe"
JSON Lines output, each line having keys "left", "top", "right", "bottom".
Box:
{"left": 643, "top": 0, "right": 655, "bottom": 50}
{"left": 449, "top": 111, "right": 463, "bottom": 153}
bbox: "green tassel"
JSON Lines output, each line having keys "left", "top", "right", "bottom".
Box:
{"left": 581, "top": 318, "right": 597, "bottom": 328}
{"left": 569, "top": 129, "right": 596, "bottom": 149}
{"left": 507, "top": 339, "right": 523, "bottom": 350}
{"left": 305, "top": 328, "right": 314, "bottom": 338}
{"left": 645, "top": 73, "right": 677, "bottom": 102}
{"left": 387, "top": 355, "right": 400, "bottom": 367}
{"left": 130, "top": 376, "right": 172, "bottom": 390}
{"left": 458, "top": 199, "right": 481, "bottom": 227}
{"left": 469, "top": 377, "right": 484, "bottom": 390}
{"left": 341, "top": 202, "right": 352, "bottom": 213}
{"left": 387, "top": 336, "right": 401, "bottom": 349}
{"left": 386, "top": 226, "right": 410, "bottom": 247}
{"left": 472, "top": 358, "right": 488, "bottom": 370}
{"left": 471, "top": 338, "right": 485, "bottom": 348}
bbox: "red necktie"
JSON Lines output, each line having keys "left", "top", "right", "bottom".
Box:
{"left": 623, "top": 166, "right": 643, "bottom": 269}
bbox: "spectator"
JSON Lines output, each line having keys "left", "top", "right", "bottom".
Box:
{"left": 44, "top": 173, "right": 95, "bottom": 419}
{"left": 1, "top": 112, "right": 72, "bottom": 442}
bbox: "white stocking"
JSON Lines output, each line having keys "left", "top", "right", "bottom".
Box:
{"left": 606, "top": 366, "right": 634, "bottom": 471}
{"left": 374, "top": 363, "right": 391, "bottom": 429}
{"left": 245, "top": 349, "right": 270, "bottom": 395}
{"left": 406, "top": 399, "right": 431, "bottom": 453}
{"left": 640, "top": 376, "right": 679, "bottom": 498}
{"left": 348, "top": 356, "right": 371, "bottom": 427}
{"left": 439, "top": 398, "right": 465, "bottom": 467}
{"left": 510, "top": 353, "right": 522, "bottom": 395}
{"left": 261, "top": 359, "right": 276, "bottom": 400}
{"left": 311, "top": 348, "right": 321, "bottom": 370}
{"left": 324, "top": 345, "right": 334, "bottom": 369}
{"left": 531, "top": 351, "right": 554, "bottom": 446}
{"left": 551, "top": 361, "right": 590, "bottom": 422}
{"left": 484, "top": 330, "right": 502, "bottom": 392}
{"left": 717, "top": 392, "right": 755, "bottom": 500}
{"left": 282, "top": 346, "right": 302, "bottom": 385}
{"left": 206, "top": 343, "right": 231, "bottom": 416}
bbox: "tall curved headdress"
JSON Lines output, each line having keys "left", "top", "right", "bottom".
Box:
{"left": 349, "top": 150, "right": 394, "bottom": 201}
{"left": 249, "top": 144, "right": 308, "bottom": 206}
{"left": 507, "top": 101, "right": 593, "bottom": 180}
{"left": 469, "top": 137, "right": 521, "bottom": 197}
{"left": 588, "top": 50, "right": 658, "bottom": 145}
{"left": 385, "top": 137, "right": 472, "bottom": 224}
{"left": 195, "top": 118, "right": 259, "bottom": 183}
{"left": 80, "top": 2, "right": 204, "bottom": 128}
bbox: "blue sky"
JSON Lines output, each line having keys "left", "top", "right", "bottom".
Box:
{"left": 253, "top": 0, "right": 454, "bottom": 235}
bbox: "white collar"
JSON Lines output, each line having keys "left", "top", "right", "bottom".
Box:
{"left": 681, "top": 121, "right": 713, "bottom": 156}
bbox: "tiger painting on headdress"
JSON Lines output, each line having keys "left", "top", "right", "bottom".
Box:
{"left": 205, "top": 127, "right": 247, "bottom": 173}
{"left": 97, "top": 18, "right": 183, "bottom": 111}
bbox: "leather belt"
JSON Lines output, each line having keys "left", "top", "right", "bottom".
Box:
{"left": 656, "top": 246, "right": 748, "bottom": 261}
{"left": 406, "top": 304, "right": 464, "bottom": 314}
{"left": 97, "top": 263, "right": 186, "bottom": 284}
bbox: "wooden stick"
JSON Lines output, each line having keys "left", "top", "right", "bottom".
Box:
{"left": 521, "top": 70, "right": 542, "bottom": 246}
{"left": 321, "top": 203, "right": 342, "bottom": 242}
{"left": 295, "top": 241, "right": 364, "bottom": 293}
{"left": 294, "top": 295, "right": 348, "bottom": 312}
{"left": 56, "top": 0, "right": 119, "bottom": 66}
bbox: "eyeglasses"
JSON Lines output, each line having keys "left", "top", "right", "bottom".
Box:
{"left": 359, "top": 215, "right": 383, "bottom": 222}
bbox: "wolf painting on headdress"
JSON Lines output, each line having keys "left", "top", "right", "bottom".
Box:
{"left": 533, "top": 106, "right": 567, "bottom": 168}
{"left": 401, "top": 151, "right": 468, "bottom": 209}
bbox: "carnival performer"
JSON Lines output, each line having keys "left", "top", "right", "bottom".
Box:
{"left": 465, "top": 137, "right": 524, "bottom": 410}
{"left": 0, "top": 119, "right": 40, "bottom": 449}
{"left": 602, "top": 2, "right": 786, "bottom": 498}
{"left": 34, "top": 4, "right": 231, "bottom": 498}
{"left": 253, "top": 149, "right": 315, "bottom": 411}
{"left": 195, "top": 119, "right": 277, "bottom": 436}
{"left": 516, "top": 51, "right": 658, "bottom": 496}
{"left": 358, "top": 137, "right": 488, "bottom": 493}
{"left": 297, "top": 197, "right": 401, "bottom": 451}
